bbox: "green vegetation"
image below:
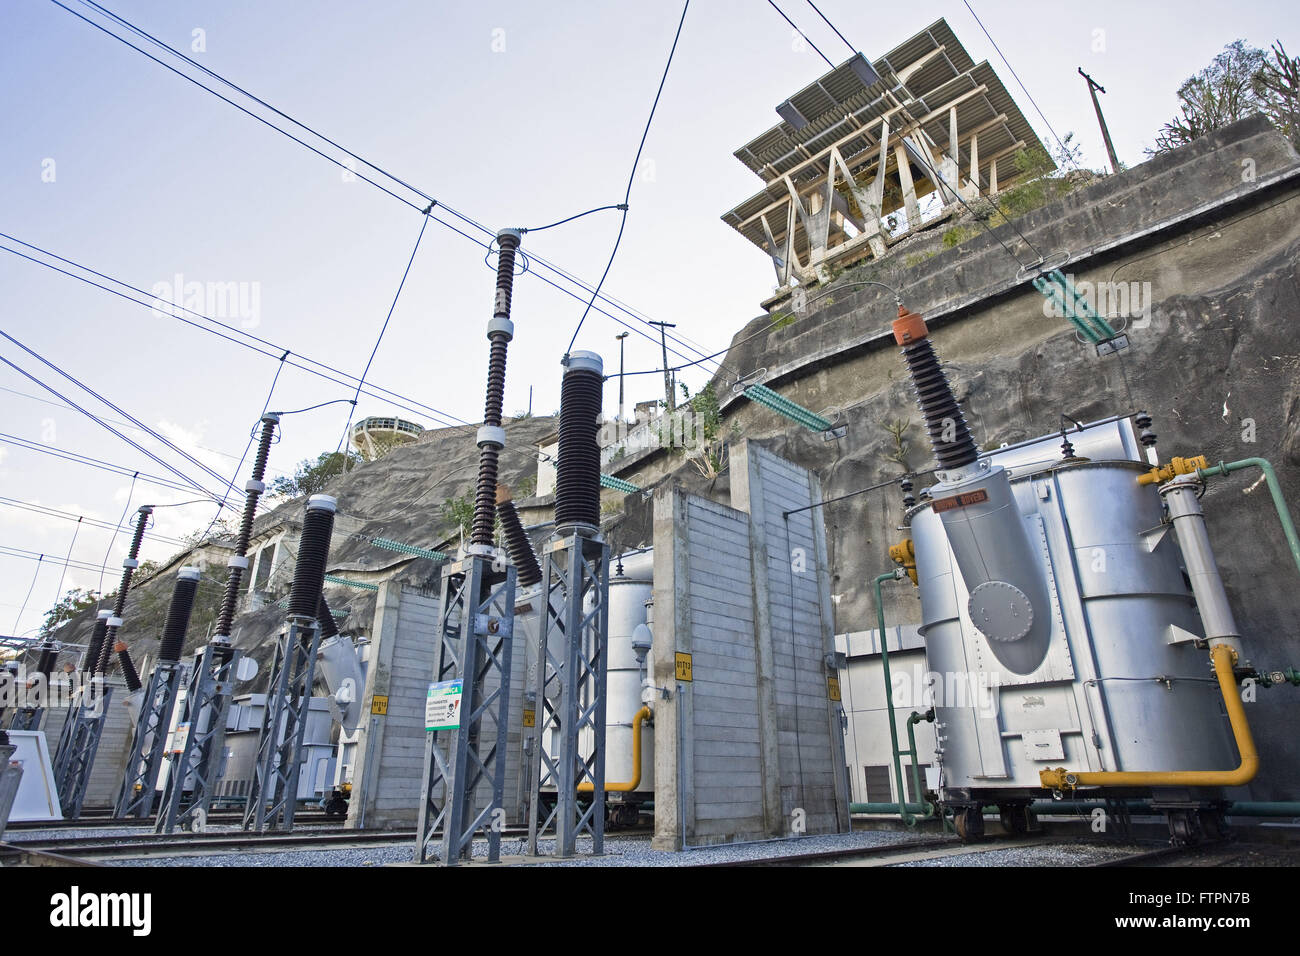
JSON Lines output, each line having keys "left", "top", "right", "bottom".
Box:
{"left": 39, "top": 587, "right": 99, "bottom": 638}
{"left": 1150, "top": 40, "right": 1299, "bottom": 154}
{"left": 940, "top": 225, "right": 979, "bottom": 249}
{"left": 271, "top": 450, "right": 363, "bottom": 499}
{"left": 441, "top": 492, "right": 476, "bottom": 538}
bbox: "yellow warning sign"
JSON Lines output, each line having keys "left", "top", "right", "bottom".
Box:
{"left": 675, "top": 652, "right": 693, "bottom": 682}
{"left": 371, "top": 695, "right": 389, "bottom": 716}
{"left": 827, "top": 677, "right": 841, "bottom": 702}
{"left": 522, "top": 708, "right": 536, "bottom": 728}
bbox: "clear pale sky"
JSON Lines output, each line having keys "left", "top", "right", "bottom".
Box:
{"left": 2, "top": 0, "right": 1296, "bottom": 638}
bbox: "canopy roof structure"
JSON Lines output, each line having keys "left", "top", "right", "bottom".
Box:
{"left": 721, "top": 19, "right": 1050, "bottom": 291}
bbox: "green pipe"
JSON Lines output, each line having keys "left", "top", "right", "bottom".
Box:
{"left": 1197, "top": 458, "right": 1300, "bottom": 580}
{"left": 906, "top": 709, "right": 934, "bottom": 817}
{"left": 851, "top": 803, "right": 932, "bottom": 814}
{"left": 872, "top": 571, "right": 937, "bottom": 826}
{"left": 851, "top": 800, "right": 1300, "bottom": 818}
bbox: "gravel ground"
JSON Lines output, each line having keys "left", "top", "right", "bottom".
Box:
{"left": 892, "top": 842, "right": 1143, "bottom": 867}
{"left": 4, "top": 825, "right": 157, "bottom": 842}
{"left": 107, "top": 829, "right": 946, "bottom": 867}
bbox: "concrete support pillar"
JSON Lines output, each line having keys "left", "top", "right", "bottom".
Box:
{"left": 894, "top": 144, "right": 921, "bottom": 229}
{"left": 345, "top": 579, "right": 401, "bottom": 829}
{"left": 965, "top": 132, "right": 981, "bottom": 200}
{"left": 651, "top": 488, "right": 691, "bottom": 850}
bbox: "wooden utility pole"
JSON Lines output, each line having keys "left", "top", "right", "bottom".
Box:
{"left": 1079, "top": 67, "right": 1120, "bottom": 174}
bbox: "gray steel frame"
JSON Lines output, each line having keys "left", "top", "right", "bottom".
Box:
{"left": 115, "top": 660, "right": 183, "bottom": 818}
{"left": 51, "top": 684, "right": 112, "bottom": 820}
{"left": 414, "top": 554, "right": 516, "bottom": 866}
{"left": 242, "top": 618, "right": 322, "bottom": 831}
{"left": 526, "top": 532, "right": 610, "bottom": 859}
{"left": 155, "top": 644, "right": 242, "bottom": 833}
{"left": 8, "top": 707, "right": 42, "bottom": 732}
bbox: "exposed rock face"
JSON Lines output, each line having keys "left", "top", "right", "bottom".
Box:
{"left": 616, "top": 117, "right": 1300, "bottom": 800}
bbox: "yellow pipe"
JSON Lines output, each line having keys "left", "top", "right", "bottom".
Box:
{"left": 1039, "top": 645, "right": 1259, "bottom": 790}
{"left": 578, "top": 705, "right": 652, "bottom": 793}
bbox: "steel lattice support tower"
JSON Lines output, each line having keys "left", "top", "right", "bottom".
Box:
{"left": 114, "top": 659, "right": 184, "bottom": 818}
{"left": 526, "top": 531, "right": 610, "bottom": 858}
{"left": 243, "top": 495, "right": 337, "bottom": 831}
{"left": 53, "top": 504, "right": 151, "bottom": 819}
{"left": 242, "top": 620, "right": 322, "bottom": 831}
{"left": 154, "top": 644, "right": 242, "bottom": 833}
{"left": 415, "top": 556, "right": 517, "bottom": 864}
{"left": 115, "top": 565, "right": 202, "bottom": 818}
{"left": 414, "top": 228, "right": 522, "bottom": 866}
{"left": 155, "top": 412, "right": 278, "bottom": 832}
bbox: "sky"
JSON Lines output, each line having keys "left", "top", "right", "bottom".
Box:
{"left": 2, "top": 0, "right": 1297, "bottom": 639}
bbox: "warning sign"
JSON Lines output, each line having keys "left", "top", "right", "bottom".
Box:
{"left": 371, "top": 695, "right": 389, "bottom": 716}
{"left": 424, "top": 679, "right": 463, "bottom": 731}
{"left": 522, "top": 708, "right": 536, "bottom": 728}
{"left": 675, "top": 652, "right": 693, "bottom": 682}
{"left": 827, "top": 676, "right": 841, "bottom": 702}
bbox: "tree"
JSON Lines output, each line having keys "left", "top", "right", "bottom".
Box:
{"left": 1254, "top": 41, "right": 1300, "bottom": 149}
{"left": 441, "top": 492, "right": 475, "bottom": 539}
{"left": 40, "top": 587, "right": 99, "bottom": 637}
{"left": 1149, "top": 40, "right": 1268, "bottom": 154}
{"left": 270, "top": 450, "right": 363, "bottom": 499}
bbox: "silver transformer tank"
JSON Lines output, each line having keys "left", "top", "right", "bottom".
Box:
{"left": 889, "top": 306, "right": 1248, "bottom": 841}
{"left": 910, "top": 423, "right": 1238, "bottom": 816}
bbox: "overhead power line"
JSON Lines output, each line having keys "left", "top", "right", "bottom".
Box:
{"left": 0, "top": 232, "right": 470, "bottom": 428}
{"left": 565, "top": 0, "right": 691, "bottom": 355}
{"left": 49, "top": 0, "right": 731, "bottom": 377}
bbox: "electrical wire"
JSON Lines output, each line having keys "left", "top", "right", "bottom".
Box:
{"left": 0, "top": 497, "right": 186, "bottom": 546}
{"left": 0, "top": 432, "right": 238, "bottom": 504}
{"left": 0, "top": 545, "right": 112, "bottom": 576}
{"left": 98, "top": 471, "right": 138, "bottom": 598}
{"left": 12, "top": 554, "right": 44, "bottom": 634}
{"left": 804, "top": 0, "right": 855, "bottom": 54}
{"left": 0, "top": 353, "right": 224, "bottom": 504}
{"left": 767, "top": 0, "right": 834, "bottom": 68}
{"left": 0, "top": 233, "right": 469, "bottom": 428}
{"left": 336, "top": 209, "right": 432, "bottom": 467}
{"left": 48, "top": 1, "right": 731, "bottom": 378}
{"left": 52, "top": 517, "right": 83, "bottom": 619}
{"left": 960, "top": 0, "right": 1079, "bottom": 171}
{"left": 521, "top": 204, "right": 628, "bottom": 234}
{"left": 0, "top": 327, "right": 233, "bottom": 490}
{"left": 565, "top": 0, "right": 690, "bottom": 355}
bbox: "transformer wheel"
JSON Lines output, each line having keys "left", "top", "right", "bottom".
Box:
{"left": 999, "top": 804, "right": 1030, "bottom": 836}
{"left": 953, "top": 806, "right": 985, "bottom": 842}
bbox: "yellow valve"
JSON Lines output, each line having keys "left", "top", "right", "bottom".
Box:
{"left": 889, "top": 538, "right": 918, "bottom": 585}
{"left": 1137, "top": 455, "right": 1209, "bottom": 486}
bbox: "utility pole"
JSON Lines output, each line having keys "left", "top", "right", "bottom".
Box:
{"left": 1079, "top": 67, "right": 1120, "bottom": 174}
{"left": 648, "top": 321, "right": 676, "bottom": 412}
{"left": 615, "top": 332, "right": 629, "bottom": 420}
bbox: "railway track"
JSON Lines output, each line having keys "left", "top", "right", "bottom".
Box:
{"left": 698, "top": 833, "right": 1051, "bottom": 867}
{"left": 3, "top": 824, "right": 656, "bottom": 863}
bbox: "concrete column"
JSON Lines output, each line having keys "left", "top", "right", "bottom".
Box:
{"left": 894, "top": 144, "right": 921, "bottom": 229}
{"left": 809, "top": 469, "right": 851, "bottom": 831}
{"left": 345, "top": 579, "right": 401, "bottom": 829}
{"left": 730, "top": 441, "right": 786, "bottom": 838}
{"left": 651, "top": 487, "right": 691, "bottom": 850}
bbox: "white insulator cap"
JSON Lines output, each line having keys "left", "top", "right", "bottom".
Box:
{"left": 565, "top": 350, "right": 603, "bottom": 375}
{"left": 262, "top": 412, "right": 282, "bottom": 424}
{"left": 307, "top": 494, "right": 338, "bottom": 513}
{"left": 138, "top": 505, "right": 154, "bottom": 515}
{"left": 178, "top": 566, "right": 201, "bottom": 581}
{"left": 107, "top": 617, "right": 124, "bottom": 628}
{"left": 497, "top": 227, "right": 522, "bottom": 243}
{"left": 97, "top": 610, "right": 112, "bottom": 620}
{"left": 487, "top": 316, "right": 514, "bottom": 341}
{"left": 245, "top": 479, "right": 266, "bottom": 494}
{"left": 477, "top": 425, "right": 506, "bottom": 449}
{"left": 227, "top": 555, "right": 250, "bottom": 570}
{"left": 122, "top": 558, "right": 139, "bottom": 569}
